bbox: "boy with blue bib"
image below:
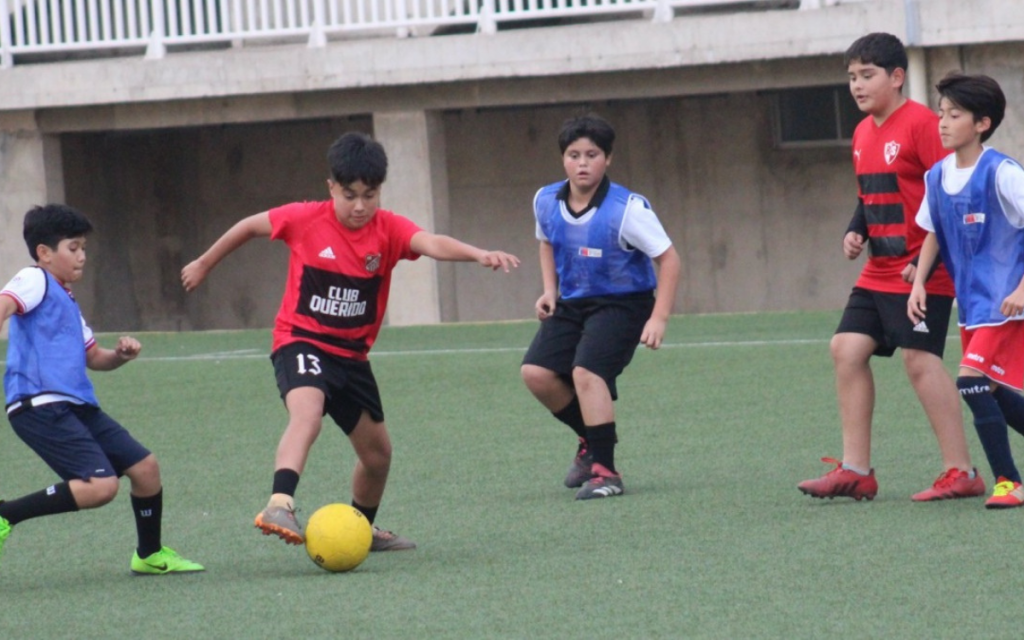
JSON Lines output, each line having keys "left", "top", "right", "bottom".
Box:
{"left": 0, "top": 204, "right": 204, "bottom": 574}
{"left": 909, "top": 73, "right": 1024, "bottom": 509}
{"left": 521, "top": 113, "right": 681, "bottom": 500}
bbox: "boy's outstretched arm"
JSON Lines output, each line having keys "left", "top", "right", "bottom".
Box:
{"left": 640, "top": 245, "right": 681, "bottom": 350}
{"left": 409, "top": 231, "right": 520, "bottom": 272}
{"left": 86, "top": 336, "right": 142, "bottom": 371}
{"left": 181, "top": 212, "right": 273, "bottom": 292}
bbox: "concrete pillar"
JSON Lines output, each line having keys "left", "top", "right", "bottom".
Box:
{"left": 0, "top": 111, "right": 65, "bottom": 338}
{"left": 906, "top": 47, "right": 930, "bottom": 107}
{"left": 372, "top": 110, "right": 454, "bottom": 325}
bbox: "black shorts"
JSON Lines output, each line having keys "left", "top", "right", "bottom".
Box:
{"left": 271, "top": 341, "right": 384, "bottom": 435}
{"left": 8, "top": 402, "right": 151, "bottom": 481}
{"left": 835, "top": 287, "right": 952, "bottom": 358}
{"left": 522, "top": 292, "right": 655, "bottom": 400}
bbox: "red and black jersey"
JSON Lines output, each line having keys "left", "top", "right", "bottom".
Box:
{"left": 268, "top": 201, "right": 422, "bottom": 361}
{"left": 851, "top": 99, "right": 954, "bottom": 296}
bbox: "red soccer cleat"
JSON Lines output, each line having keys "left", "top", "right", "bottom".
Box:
{"left": 798, "top": 457, "right": 878, "bottom": 501}
{"left": 911, "top": 467, "right": 985, "bottom": 501}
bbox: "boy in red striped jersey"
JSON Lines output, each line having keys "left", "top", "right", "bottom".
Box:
{"left": 182, "top": 132, "right": 519, "bottom": 552}
{"left": 798, "top": 33, "right": 983, "bottom": 502}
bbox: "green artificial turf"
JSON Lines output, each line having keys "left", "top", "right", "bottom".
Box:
{"left": 0, "top": 311, "right": 1014, "bottom": 638}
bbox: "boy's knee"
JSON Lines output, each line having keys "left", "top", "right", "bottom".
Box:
{"left": 362, "top": 444, "right": 392, "bottom": 475}
{"left": 829, "top": 334, "right": 852, "bottom": 364}
{"left": 72, "top": 476, "right": 120, "bottom": 508}
{"left": 956, "top": 375, "right": 992, "bottom": 397}
{"left": 355, "top": 427, "right": 393, "bottom": 471}
{"left": 571, "top": 366, "right": 604, "bottom": 391}
{"left": 521, "top": 364, "right": 554, "bottom": 390}
{"left": 830, "top": 334, "right": 870, "bottom": 365}
{"left": 901, "top": 347, "right": 939, "bottom": 370}
{"left": 375, "top": 439, "right": 393, "bottom": 463}
{"left": 125, "top": 454, "right": 162, "bottom": 492}
{"left": 127, "top": 454, "right": 160, "bottom": 480}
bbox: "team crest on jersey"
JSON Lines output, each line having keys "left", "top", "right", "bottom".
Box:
{"left": 884, "top": 141, "right": 900, "bottom": 165}
{"left": 364, "top": 253, "right": 381, "bottom": 273}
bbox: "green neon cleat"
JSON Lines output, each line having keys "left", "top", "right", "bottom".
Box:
{"left": 131, "top": 546, "right": 205, "bottom": 576}
{"left": 0, "top": 515, "right": 11, "bottom": 569}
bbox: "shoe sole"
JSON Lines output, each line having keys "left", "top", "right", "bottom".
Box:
{"left": 985, "top": 501, "right": 1024, "bottom": 509}
{"left": 911, "top": 491, "right": 986, "bottom": 502}
{"left": 576, "top": 491, "right": 624, "bottom": 500}
{"left": 131, "top": 568, "right": 205, "bottom": 576}
{"left": 798, "top": 487, "right": 876, "bottom": 501}
{"left": 575, "top": 483, "right": 624, "bottom": 500}
{"left": 254, "top": 515, "right": 305, "bottom": 545}
{"left": 371, "top": 542, "right": 417, "bottom": 552}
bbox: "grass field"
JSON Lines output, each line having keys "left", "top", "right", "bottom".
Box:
{"left": 0, "top": 310, "right": 1016, "bottom": 639}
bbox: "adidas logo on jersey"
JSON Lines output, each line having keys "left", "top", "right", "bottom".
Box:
{"left": 318, "top": 246, "right": 336, "bottom": 260}
{"left": 913, "top": 321, "right": 929, "bottom": 334}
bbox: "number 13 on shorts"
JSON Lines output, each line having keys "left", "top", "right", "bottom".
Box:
{"left": 296, "top": 353, "right": 322, "bottom": 375}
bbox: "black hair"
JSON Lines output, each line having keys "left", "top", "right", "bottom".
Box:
{"left": 23, "top": 204, "right": 93, "bottom": 261}
{"left": 557, "top": 113, "right": 616, "bottom": 155}
{"left": 844, "top": 32, "right": 908, "bottom": 77}
{"left": 936, "top": 72, "right": 1006, "bottom": 143}
{"left": 327, "top": 132, "right": 388, "bottom": 188}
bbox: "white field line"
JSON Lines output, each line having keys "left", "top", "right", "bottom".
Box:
{"left": 140, "top": 337, "right": 840, "bottom": 362}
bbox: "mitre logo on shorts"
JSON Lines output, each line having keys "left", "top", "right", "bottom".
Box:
{"left": 578, "top": 247, "right": 603, "bottom": 258}
{"left": 298, "top": 265, "right": 379, "bottom": 328}
{"left": 884, "top": 141, "right": 900, "bottom": 165}
{"left": 963, "top": 213, "right": 986, "bottom": 225}
{"left": 365, "top": 253, "right": 381, "bottom": 273}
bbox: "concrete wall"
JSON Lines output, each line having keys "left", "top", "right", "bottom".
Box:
{"left": 60, "top": 117, "right": 371, "bottom": 330}
{"left": 54, "top": 91, "right": 861, "bottom": 330}
{"left": 443, "top": 96, "right": 860, "bottom": 322}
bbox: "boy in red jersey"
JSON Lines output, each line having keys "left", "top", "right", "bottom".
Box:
{"left": 798, "top": 33, "right": 983, "bottom": 502}
{"left": 181, "top": 132, "right": 519, "bottom": 551}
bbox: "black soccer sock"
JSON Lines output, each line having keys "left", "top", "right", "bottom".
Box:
{"left": 272, "top": 468, "right": 301, "bottom": 498}
{"left": 993, "top": 386, "right": 1024, "bottom": 438}
{"left": 959, "top": 377, "right": 1021, "bottom": 483}
{"left": 552, "top": 397, "right": 587, "bottom": 440}
{"left": 131, "top": 490, "right": 163, "bottom": 558}
{"left": 587, "top": 422, "right": 618, "bottom": 474}
{"left": 351, "top": 501, "right": 378, "bottom": 525}
{"left": 0, "top": 481, "right": 78, "bottom": 526}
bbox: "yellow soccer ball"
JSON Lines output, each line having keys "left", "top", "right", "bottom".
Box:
{"left": 304, "top": 504, "right": 373, "bottom": 572}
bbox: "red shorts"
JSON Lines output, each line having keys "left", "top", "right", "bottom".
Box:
{"left": 960, "top": 322, "right": 1024, "bottom": 390}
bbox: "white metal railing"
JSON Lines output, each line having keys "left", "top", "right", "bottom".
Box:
{"left": 0, "top": 0, "right": 800, "bottom": 69}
